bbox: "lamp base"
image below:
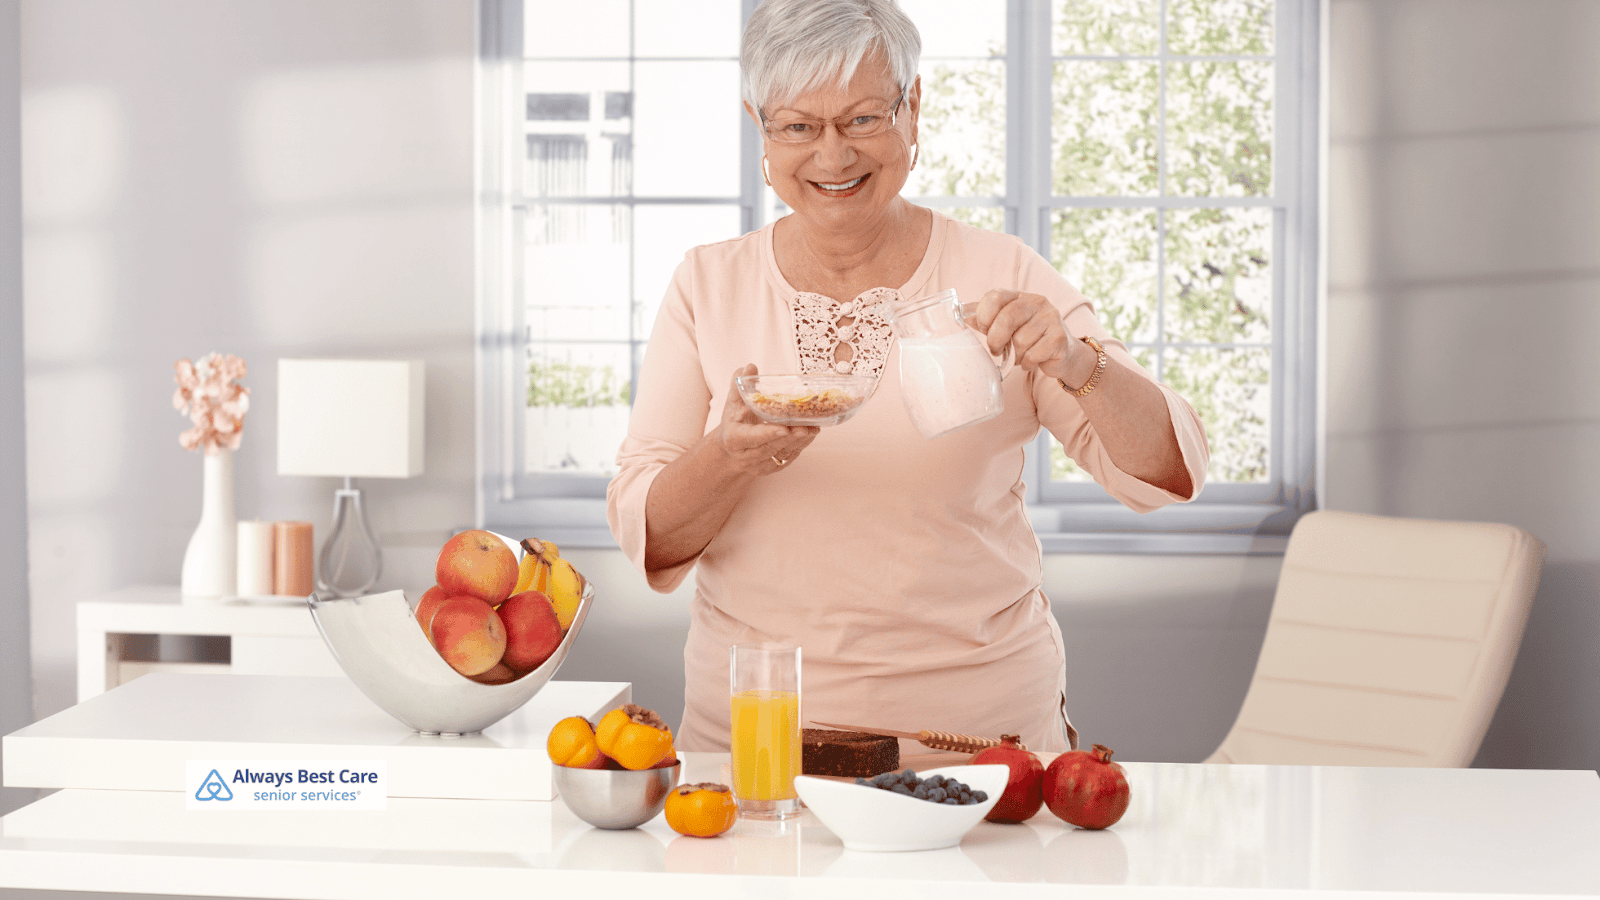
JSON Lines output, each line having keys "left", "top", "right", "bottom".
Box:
{"left": 317, "top": 480, "right": 382, "bottom": 598}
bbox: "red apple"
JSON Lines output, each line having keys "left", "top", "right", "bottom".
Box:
{"left": 435, "top": 530, "right": 518, "bottom": 606}
{"left": 498, "top": 590, "right": 563, "bottom": 672}
{"left": 413, "top": 585, "right": 450, "bottom": 641}
{"left": 428, "top": 595, "right": 506, "bottom": 677}
{"left": 470, "top": 662, "right": 519, "bottom": 685}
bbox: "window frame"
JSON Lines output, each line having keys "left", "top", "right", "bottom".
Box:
{"left": 477, "top": 0, "right": 1323, "bottom": 554}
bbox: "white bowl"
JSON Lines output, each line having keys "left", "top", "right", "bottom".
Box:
{"left": 306, "top": 533, "right": 594, "bottom": 736}
{"left": 793, "top": 764, "right": 1008, "bottom": 852}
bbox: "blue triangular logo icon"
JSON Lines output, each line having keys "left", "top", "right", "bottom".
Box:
{"left": 196, "top": 768, "right": 234, "bottom": 801}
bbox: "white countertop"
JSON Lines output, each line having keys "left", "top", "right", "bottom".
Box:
{"left": 3, "top": 673, "right": 1599, "bottom": 899}
{"left": 3, "top": 754, "right": 1598, "bottom": 898}
{"left": 3, "top": 673, "right": 629, "bottom": 800}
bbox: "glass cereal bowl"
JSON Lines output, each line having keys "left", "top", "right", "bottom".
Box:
{"left": 735, "top": 374, "right": 877, "bottom": 427}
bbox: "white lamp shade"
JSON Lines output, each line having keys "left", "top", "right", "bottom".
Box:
{"left": 277, "top": 359, "right": 425, "bottom": 478}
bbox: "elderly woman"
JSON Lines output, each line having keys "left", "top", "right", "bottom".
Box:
{"left": 607, "top": 0, "right": 1209, "bottom": 753}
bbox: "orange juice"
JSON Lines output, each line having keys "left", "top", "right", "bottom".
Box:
{"left": 730, "top": 689, "right": 800, "bottom": 801}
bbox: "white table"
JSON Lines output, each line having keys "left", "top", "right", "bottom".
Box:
{"left": 77, "top": 585, "right": 342, "bottom": 701}
{"left": 4, "top": 675, "right": 1600, "bottom": 899}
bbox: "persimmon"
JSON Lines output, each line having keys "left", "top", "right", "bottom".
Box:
{"left": 594, "top": 704, "right": 675, "bottom": 770}
{"left": 546, "top": 715, "right": 605, "bottom": 769}
{"left": 665, "top": 782, "right": 737, "bottom": 838}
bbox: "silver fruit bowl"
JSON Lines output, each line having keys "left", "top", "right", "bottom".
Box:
{"left": 553, "top": 761, "right": 681, "bottom": 829}
{"left": 306, "top": 540, "right": 594, "bottom": 736}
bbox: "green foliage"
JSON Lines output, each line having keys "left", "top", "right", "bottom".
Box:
{"left": 918, "top": 0, "right": 1279, "bottom": 485}
{"left": 527, "top": 361, "right": 631, "bottom": 408}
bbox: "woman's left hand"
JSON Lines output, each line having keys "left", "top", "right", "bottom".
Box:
{"left": 969, "top": 289, "right": 1085, "bottom": 384}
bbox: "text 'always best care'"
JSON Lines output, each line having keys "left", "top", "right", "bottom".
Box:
{"left": 185, "top": 759, "right": 388, "bottom": 810}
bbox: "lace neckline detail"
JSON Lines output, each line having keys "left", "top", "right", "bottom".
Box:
{"left": 787, "top": 287, "right": 897, "bottom": 379}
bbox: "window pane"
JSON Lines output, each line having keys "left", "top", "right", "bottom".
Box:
{"left": 901, "top": 0, "right": 1007, "bottom": 57}
{"left": 524, "top": 203, "right": 630, "bottom": 342}
{"left": 636, "top": 0, "right": 741, "bottom": 58}
{"left": 633, "top": 61, "right": 741, "bottom": 197}
{"left": 1164, "top": 346, "right": 1270, "bottom": 483}
{"left": 1052, "top": 207, "right": 1159, "bottom": 344}
{"left": 524, "top": 0, "right": 629, "bottom": 58}
{"left": 523, "top": 61, "right": 630, "bottom": 198}
{"left": 941, "top": 207, "right": 1006, "bottom": 233}
{"left": 1053, "top": 61, "right": 1159, "bottom": 196}
{"left": 910, "top": 60, "right": 1006, "bottom": 198}
{"left": 1167, "top": 0, "right": 1274, "bottom": 56}
{"left": 1163, "top": 207, "right": 1271, "bottom": 344}
{"left": 1054, "top": 0, "right": 1158, "bottom": 56}
{"left": 1164, "top": 60, "right": 1273, "bottom": 197}
{"left": 632, "top": 204, "right": 744, "bottom": 338}
{"left": 524, "top": 342, "right": 633, "bottom": 476}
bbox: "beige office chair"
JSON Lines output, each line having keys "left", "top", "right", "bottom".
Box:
{"left": 1206, "top": 509, "right": 1544, "bottom": 767}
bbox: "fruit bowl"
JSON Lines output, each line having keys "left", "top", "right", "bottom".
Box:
{"left": 793, "top": 764, "right": 1008, "bottom": 852}
{"left": 735, "top": 373, "right": 876, "bottom": 426}
{"left": 306, "top": 541, "right": 594, "bottom": 736}
{"left": 553, "top": 760, "right": 681, "bottom": 829}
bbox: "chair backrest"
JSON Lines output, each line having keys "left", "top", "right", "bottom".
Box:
{"left": 1206, "top": 510, "right": 1544, "bottom": 767}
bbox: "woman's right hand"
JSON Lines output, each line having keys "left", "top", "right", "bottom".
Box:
{"left": 716, "top": 363, "right": 819, "bottom": 473}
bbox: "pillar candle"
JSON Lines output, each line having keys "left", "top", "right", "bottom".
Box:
{"left": 273, "top": 520, "right": 315, "bottom": 597}
{"left": 235, "top": 520, "right": 276, "bottom": 597}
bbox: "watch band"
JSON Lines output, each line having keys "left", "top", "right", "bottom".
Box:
{"left": 1058, "top": 336, "right": 1107, "bottom": 398}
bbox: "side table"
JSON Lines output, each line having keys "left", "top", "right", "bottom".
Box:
{"left": 77, "top": 584, "right": 342, "bottom": 702}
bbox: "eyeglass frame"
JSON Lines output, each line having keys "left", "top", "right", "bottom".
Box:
{"left": 757, "top": 89, "right": 908, "bottom": 144}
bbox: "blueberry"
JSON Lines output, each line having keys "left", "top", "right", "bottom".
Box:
{"left": 943, "top": 798, "right": 960, "bottom": 805}
{"left": 972, "top": 790, "right": 988, "bottom": 802}
{"left": 891, "top": 784, "right": 913, "bottom": 795}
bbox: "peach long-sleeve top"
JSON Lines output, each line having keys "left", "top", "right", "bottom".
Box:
{"left": 607, "top": 212, "right": 1209, "bottom": 753}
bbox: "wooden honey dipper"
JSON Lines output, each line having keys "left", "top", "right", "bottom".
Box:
{"left": 810, "top": 721, "right": 1027, "bottom": 753}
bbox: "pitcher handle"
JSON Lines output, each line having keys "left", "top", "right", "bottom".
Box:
{"left": 958, "top": 301, "right": 1013, "bottom": 372}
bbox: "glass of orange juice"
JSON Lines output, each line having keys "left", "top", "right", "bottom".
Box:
{"left": 730, "top": 643, "right": 802, "bottom": 820}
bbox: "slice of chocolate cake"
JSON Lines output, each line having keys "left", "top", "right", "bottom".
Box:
{"left": 801, "top": 728, "right": 900, "bottom": 778}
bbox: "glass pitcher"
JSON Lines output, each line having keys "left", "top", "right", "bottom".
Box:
{"left": 884, "top": 288, "right": 1010, "bottom": 439}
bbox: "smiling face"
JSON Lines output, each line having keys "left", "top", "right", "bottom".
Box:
{"left": 751, "top": 53, "right": 919, "bottom": 238}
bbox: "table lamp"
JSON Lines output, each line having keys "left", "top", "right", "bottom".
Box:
{"left": 277, "top": 358, "right": 425, "bottom": 597}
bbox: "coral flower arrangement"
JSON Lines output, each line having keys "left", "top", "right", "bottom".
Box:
{"left": 173, "top": 352, "right": 250, "bottom": 455}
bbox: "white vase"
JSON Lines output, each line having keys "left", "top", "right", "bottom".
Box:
{"left": 180, "top": 448, "right": 237, "bottom": 602}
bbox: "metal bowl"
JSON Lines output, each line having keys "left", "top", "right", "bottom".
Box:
{"left": 553, "top": 761, "right": 681, "bottom": 829}
{"left": 306, "top": 535, "right": 594, "bottom": 736}
{"left": 735, "top": 373, "right": 877, "bottom": 426}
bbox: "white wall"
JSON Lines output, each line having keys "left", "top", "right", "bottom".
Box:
{"left": 1325, "top": 0, "right": 1600, "bottom": 770}
{"left": 1, "top": 0, "right": 33, "bottom": 820}
{"left": 10, "top": 0, "right": 1598, "bottom": 780}
{"left": 20, "top": 0, "right": 480, "bottom": 719}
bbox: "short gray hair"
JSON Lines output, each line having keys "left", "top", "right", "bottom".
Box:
{"left": 741, "top": 0, "right": 922, "bottom": 114}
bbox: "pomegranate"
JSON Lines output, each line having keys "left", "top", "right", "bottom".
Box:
{"left": 1043, "top": 743, "right": 1130, "bottom": 830}
{"left": 969, "top": 734, "right": 1044, "bottom": 823}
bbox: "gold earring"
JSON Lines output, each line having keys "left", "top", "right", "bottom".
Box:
{"left": 761, "top": 156, "right": 771, "bottom": 187}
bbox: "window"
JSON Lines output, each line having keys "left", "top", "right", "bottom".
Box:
{"left": 478, "top": 0, "right": 1321, "bottom": 553}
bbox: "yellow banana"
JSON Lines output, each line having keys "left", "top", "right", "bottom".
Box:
{"left": 515, "top": 538, "right": 560, "bottom": 595}
{"left": 547, "top": 557, "right": 585, "bottom": 631}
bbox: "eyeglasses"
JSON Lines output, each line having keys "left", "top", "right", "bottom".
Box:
{"left": 759, "top": 91, "right": 906, "bottom": 144}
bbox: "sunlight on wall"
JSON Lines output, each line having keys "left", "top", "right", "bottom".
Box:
{"left": 237, "top": 60, "right": 470, "bottom": 207}
{"left": 23, "top": 367, "right": 127, "bottom": 504}
{"left": 20, "top": 85, "right": 121, "bottom": 222}
{"left": 21, "top": 230, "right": 111, "bottom": 358}
{"left": 243, "top": 205, "right": 471, "bottom": 344}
